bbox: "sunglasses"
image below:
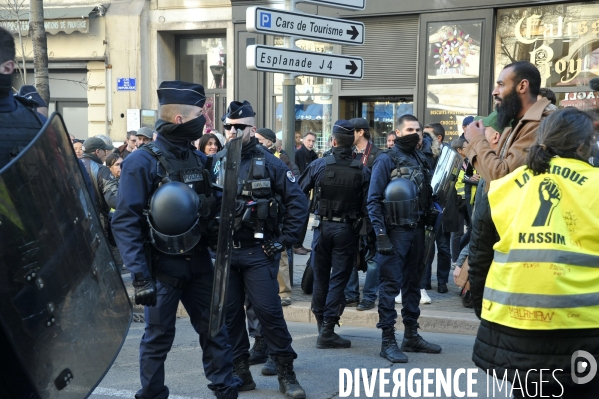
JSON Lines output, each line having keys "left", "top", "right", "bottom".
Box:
{"left": 223, "top": 123, "right": 252, "bottom": 132}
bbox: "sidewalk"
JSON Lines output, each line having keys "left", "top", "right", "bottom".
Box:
{"left": 124, "top": 220, "right": 480, "bottom": 336}
{"left": 287, "top": 222, "right": 480, "bottom": 336}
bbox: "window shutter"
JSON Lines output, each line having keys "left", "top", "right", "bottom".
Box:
{"left": 341, "top": 16, "right": 419, "bottom": 91}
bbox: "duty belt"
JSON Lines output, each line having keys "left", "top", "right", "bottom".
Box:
{"left": 232, "top": 239, "right": 264, "bottom": 249}
{"left": 154, "top": 271, "right": 186, "bottom": 290}
{"left": 320, "top": 216, "right": 353, "bottom": 224}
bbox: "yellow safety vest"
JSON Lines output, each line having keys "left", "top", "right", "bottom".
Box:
{"left": 484, "top": 157, "right": 599, "bottom": 330}
{"left": 455, "top": 169, "right": 465, "bottom": 199}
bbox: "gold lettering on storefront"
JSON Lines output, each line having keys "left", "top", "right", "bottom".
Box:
{"left": 514, "top": 14, "right": 597, "bottom": 84}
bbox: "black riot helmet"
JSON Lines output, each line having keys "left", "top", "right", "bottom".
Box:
{"left": 147, "top": 181, "right": 202, "bottom": 254}
{"left": 383, "top": 177, "right": 420, "bottom": 226}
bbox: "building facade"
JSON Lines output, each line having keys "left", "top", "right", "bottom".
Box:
{"left": 5, "top": 0, "right": 597, "bottom": 145}
{"left": 3, "top": 0, "right": 235, "bottom": 141}
{"left": 233, "top": 0, "right": 599, "bottom": 151}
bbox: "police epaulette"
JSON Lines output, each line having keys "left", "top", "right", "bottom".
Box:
{"left": 14, "top": 94, "right": 39, "bottom": 109}
{"left": 140, "top": 142, "right": 163, "bottom": 157}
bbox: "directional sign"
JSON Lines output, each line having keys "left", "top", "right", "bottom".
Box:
{"left": 247, "top": 7, "right": 364, "bottom": 46}
{"left": 297, "top": 0, "right": 365, "bottom": 11}
{"left": 247, "top": 45, "right": 363, "bottom": 80}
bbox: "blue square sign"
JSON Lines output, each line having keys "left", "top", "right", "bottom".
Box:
{"left": 259, "top": 12, "right": 271, "bottom": 28}
{"left": 117, "top": 78, "right": 136, "bottom": 91}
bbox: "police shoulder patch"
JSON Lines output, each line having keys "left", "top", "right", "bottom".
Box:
{"left": 286, "top": 170, "right": 296, "bottom": 183}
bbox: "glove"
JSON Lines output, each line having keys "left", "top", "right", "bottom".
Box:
{"left": 205, "top": 219, "right": 220, "bottom": 249}
{"left": 425, "top": 203, "right": 441, "bottom": 228}
{"left": 262, "top": 240, "right": 285, "bottom": 259}
{"left": 132, "top": 278, "right": 157, "bottom": 307}
{"left": 376, "top": 234, "right": 394, "bottom": 255}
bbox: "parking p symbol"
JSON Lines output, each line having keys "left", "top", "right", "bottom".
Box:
{"left": 260, "top": 12, "right": 271, "bottom": 28}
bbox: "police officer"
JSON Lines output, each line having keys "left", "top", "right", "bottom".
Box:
{"left": 298, "top": 120, "right": 371, "bottom": 348}
{"left": 111, "top": 81, "right": 239, "bottom": 399}
{"left": 0, "top": 27, "right": 46, "bottom": 166}
{"left": 368, "top": 114, "right": 442, "bottom": 363}
{"left": 217, "top": 100, "right": 308, "bottom": 398}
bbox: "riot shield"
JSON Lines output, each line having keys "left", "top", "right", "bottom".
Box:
{"left": 419, "top": 146, "right": 462, "bottom": 278}
{"left": 209, "top": 133, "right": 243, "bottom": 339}
{"left": 430, "top": 146, "right": 462, "bottom": 202}
{"left": 0, "top": 113, "right": 132, "bottom": 399}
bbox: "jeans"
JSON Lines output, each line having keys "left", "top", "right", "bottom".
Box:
{"left": 420, "top": 230, "right": 451, "bottom": 288}
{"left": 344, "top": 258, "right": 378, "bottom": 303}
{"left": 451, "top": 209, "right": 466, "bottom": 262}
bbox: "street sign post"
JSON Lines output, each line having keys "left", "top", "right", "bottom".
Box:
{"left": 247, "top": 6, "right": 364, "bottom": 46}
{"left": 245, "top": 0, "right": 366, "bottom": 190}
{"left": 247, "top": 45, "right": 364, "bottom": 80}
{"left": 297, "top": 0, "right": 365, "bottom": 10}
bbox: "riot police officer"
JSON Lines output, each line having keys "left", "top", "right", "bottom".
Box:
{"left": 0, "top": 27, "right": 46, "bottom": 167}
{"left": 111, "top": 81, "right": 239, "bottom": 399}
{"left": 367, "top": 114, "right": 442, "bottom": 363}
{"left": 298, "top": 120, "right": 371, "bottom": 349}
{"left": 216, "top": 100, "right": 308, "bottom": 399}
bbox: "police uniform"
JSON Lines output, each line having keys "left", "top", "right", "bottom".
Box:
{"left": 216, "top": 101, "right": 308, "bottom": 398}
{"left": 367, "top": 131, "right": 442, "bottom": 363}
{"left": 298, "top": 120, "right": 371, "bottom": 348}
{"left": 0, "top": 86, "right": 46, "bottom": 168}
{"left": 111, "top": 81, "right": 239, "bottom": 399}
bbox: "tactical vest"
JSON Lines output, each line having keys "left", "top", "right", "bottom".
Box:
{"left": 140, "top": 142, "right": 215, "bottom": 219}
{"left": 0, "top": 97, "right": 44, "bottom": 169}
{"left": 483, "top": 158, "right": 599, "bottom": 330}
{"left": 237, "top": 148, "right": 281, "bottom": 238}
{"left": 316, "top": 154, "right": 363, "bottom": 220}
{"left": 385, "top": 149, "right": 431, "bottom": 212}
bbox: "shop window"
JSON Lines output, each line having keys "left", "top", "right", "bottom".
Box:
{"left": 495, "top": 2, "right": 599, "bottom": 111}
{"left": 361, "top": 100, "right": 414, "bottom": 148}
{"left": 272, "top": 37, "right": 334, "bottom": 154}
{"left": 423, "top": 21, "right": 482, "bottom": 141}
{"left": 177, "top": 36, "right": 226, "bottom": 89}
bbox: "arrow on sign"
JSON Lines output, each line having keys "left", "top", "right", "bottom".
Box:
{"left": 346, "top": 25, "right": 359, "bottom": 40}
{"left": 247, "top": 45, "right": 364, "bottom": 80}
{"left": 345, "top": 61, "right": 358, "bottom": 75}
{"left": 246, "top": 7, "right": 365, "bottom": 46}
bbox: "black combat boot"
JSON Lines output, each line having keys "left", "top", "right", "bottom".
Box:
{"left": 249, "top": 336, "right": 268, "bottom": 365}
{"left": 261, "top": 355, "right": 277, "bottom": 376}
{"left": 232, "top": 354, "right": 256, "bottom": 391}
{"left": 401, "top": 323, "right": 442, "bottom": 353}
{"left": 316, "top": 321, "right": 351, "bottom": 349}
{"left": 315, "top": 317, "right": 323, "bottom": 333}
{"left": 380, "top": 328, "right": 408, "bottom": 363}
{"left": 275, "top": 355, "right": 306, "bottom": 399}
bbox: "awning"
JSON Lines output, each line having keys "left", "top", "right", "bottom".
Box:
{"left": 276, "top": 103, "right": 329, "bottom": 121}
{"left": 373, "top": 103, "right": 414, "bottom": 123}
{"left": 0, "top": 6, "right": 100, "bottom": 35}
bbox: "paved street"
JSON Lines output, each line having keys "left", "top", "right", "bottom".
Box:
{"left": 90, "top": 320, "right": 512, "bottom": 399}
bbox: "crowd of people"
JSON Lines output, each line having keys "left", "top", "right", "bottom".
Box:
{"left": 2, "top": 19, "right": 598, "bottom": 398}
